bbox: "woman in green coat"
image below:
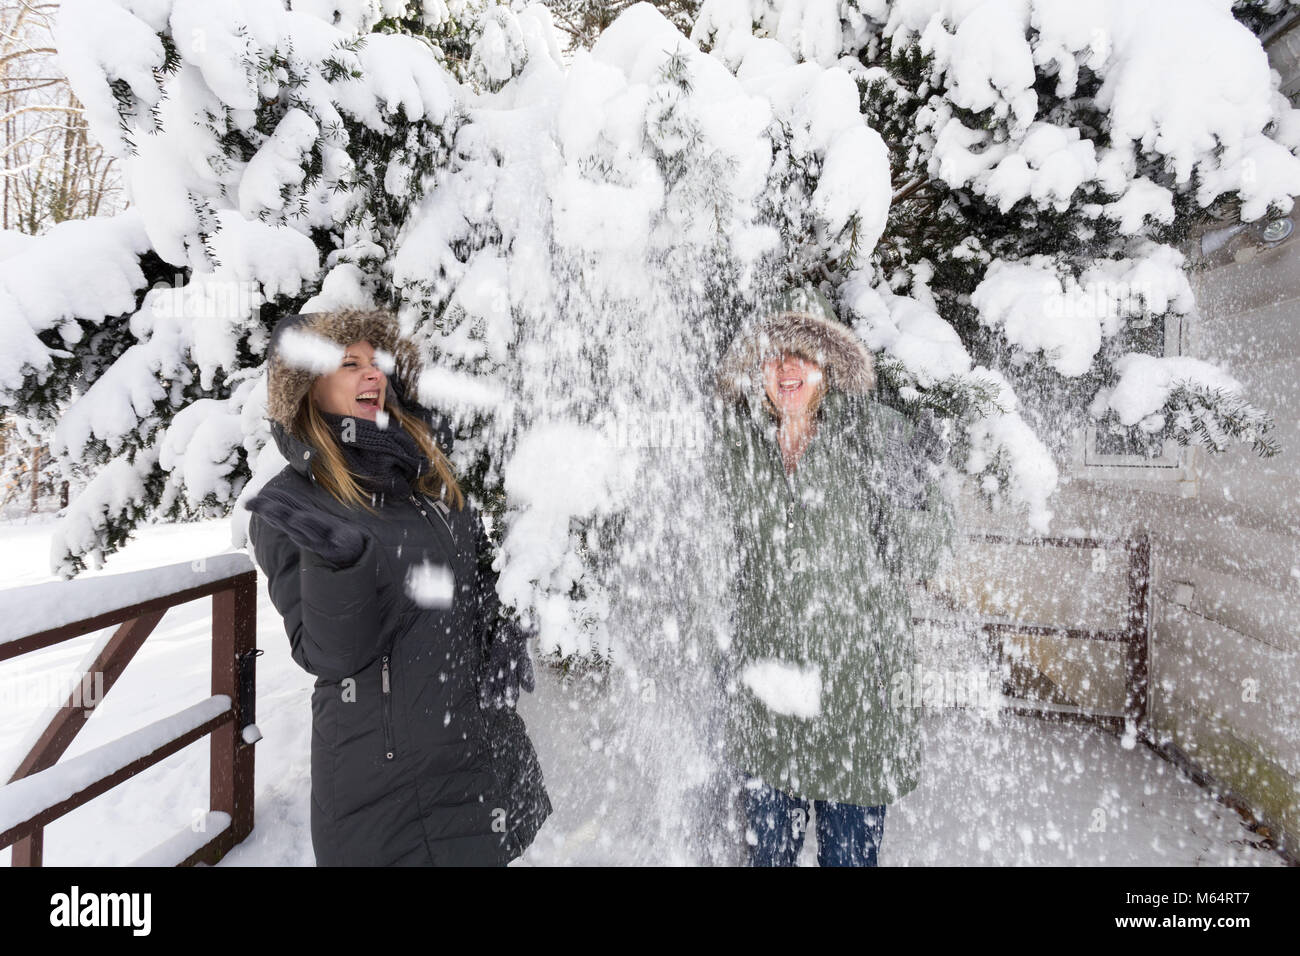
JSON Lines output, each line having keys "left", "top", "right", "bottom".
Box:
{"left": 714, "top": 287, "right": 953, "bottom": 866}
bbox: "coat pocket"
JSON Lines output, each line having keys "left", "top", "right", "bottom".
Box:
{"left": 310, "top": 683, "right": 338, "bottom": 822}
{"left": 328, "top": 664, "right": 402, "bottom": 820}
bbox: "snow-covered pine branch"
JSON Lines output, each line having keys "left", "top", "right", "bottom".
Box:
{"left": 3, "top": 0, "right": 524, "bottom": 575}
{"left": 693, "top": 0, "right": 1300, "bottom": 529}
{"left": 8, "top": 0, "right": 1296, "bottom": 655}
{"left": 391, "top": 2, "right": 905, "bottom": 658}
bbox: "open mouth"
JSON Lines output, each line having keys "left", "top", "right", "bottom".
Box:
{"left": 778, "top": 378, "right": 803, "bottom": 393}
{"left": 356, "top": 391, "right": 381, "bottom": 409}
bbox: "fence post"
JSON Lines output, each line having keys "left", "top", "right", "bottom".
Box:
{"left": 1126, "top": 533, "right": 1152, "bottom": 743}
{"left": 2, "top": 562, "right": 258, "bottom": 867}
{"left": 209, "top": 574, "right": 257, "bottom": 855}
{"left": 11, "top": 830, "right": 41, "bottom": 867}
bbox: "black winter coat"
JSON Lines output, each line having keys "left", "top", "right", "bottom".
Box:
{"left": 248, "top": 416, "right": 551, "bottom": 866}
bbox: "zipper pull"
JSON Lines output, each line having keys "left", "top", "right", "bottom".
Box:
{"left": 382, "top": 655, "right": 390, "bottom": 693}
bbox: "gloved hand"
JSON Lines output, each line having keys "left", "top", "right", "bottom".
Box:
{"left": 479, "top": 617, "right": 536, "bottom": 710}
{"left": 245, "top": 485, "right": 369, "bottom": 568}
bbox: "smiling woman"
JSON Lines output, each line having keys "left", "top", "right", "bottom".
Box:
{"left": 715, "top": 286, "right": 954, "bottom": 867}
{"left": 309, "top": 340, "right": 389, "bottom": 422}
{"left": 761, "top": 352, "right": 829, "bottom": 474}
{"left": 276, "top": 327, "right": 462, "bottom": 516}
{"left": 244, "top": 308, "right": 551, "bottom": 866}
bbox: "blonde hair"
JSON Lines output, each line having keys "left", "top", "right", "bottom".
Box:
{"left": 293, "top": 394, "right": 464, "bottom": 514}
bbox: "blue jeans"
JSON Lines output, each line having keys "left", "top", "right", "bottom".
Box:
{"left": 742, "top": 777, "right": 887, "bottom": 867}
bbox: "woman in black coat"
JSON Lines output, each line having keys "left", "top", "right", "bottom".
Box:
{"left": 245, "top": 307, "right": 551, "bottom": 866}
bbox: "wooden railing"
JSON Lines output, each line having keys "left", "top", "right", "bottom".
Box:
{"left": 916, "top": 533, "right": 1151, "bottom": 741}
{"left": 0, "top": 553, "right": 259, "bottom": 866}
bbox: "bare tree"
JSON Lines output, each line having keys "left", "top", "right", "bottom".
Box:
{"left": 3, "top": 0, "right": 122, "bottom": 231}
{"left": 1, "top": 1, "right": 123, "bottom": 512}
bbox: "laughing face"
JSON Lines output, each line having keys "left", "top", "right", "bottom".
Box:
{"left": 310, "top": 339, "right": 387, "bottom": 422}
{"left": 762, "top": 352, "right": 824, "bottom": 419}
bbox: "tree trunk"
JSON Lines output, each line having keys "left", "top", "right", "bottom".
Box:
{"left": 29, "top": 442, "right": 40, "bottom": 513}
{"left": 4, "top": 89, "right": 11, "bottom": 230}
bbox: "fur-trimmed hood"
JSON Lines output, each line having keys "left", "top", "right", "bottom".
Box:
{"left": 263, "top": 308, "right": 447, "bottom": 479}
{"left": 265, "top": 308, "right": 424, "bottom": 430}
{"left": 716, "top": 287, "right": 875, "bottom": 404}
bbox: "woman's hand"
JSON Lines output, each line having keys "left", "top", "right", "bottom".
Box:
{"left": 245, "top": 485, "right": 370, "bottom": 567}
{"left": 479, "top": 617, "right": 536, "bottom": 710}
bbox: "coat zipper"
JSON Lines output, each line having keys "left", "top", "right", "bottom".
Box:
{"left": 381, "top": 654, "right": 395, "bottom": 760}
{"left": 409, "top": 492, "right": 454, "bottom": 539}
{"left": 754, "top": 417, "right": 803, "bottom": 553}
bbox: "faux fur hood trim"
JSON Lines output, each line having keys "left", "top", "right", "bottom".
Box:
{"left": 716, "top": 295, "right": 876, "bottom": 404}
{"left": 264, "top": 308, "right": 424, "bottom": 432}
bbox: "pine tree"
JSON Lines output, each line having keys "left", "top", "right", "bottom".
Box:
{"left": 380, "top": 2, "right": 913, "bottom": 659}
{"left": 0, "top": 0, "right": 521, "bottom": 575}
{"left": 691, "top": 0, "right": 1300, "bottom": 527}
{"left": 7, "top": 0, "right": 1297, "bottom": 653}
{"left": 542, "top": 0, "right": 700, "bottom": 50}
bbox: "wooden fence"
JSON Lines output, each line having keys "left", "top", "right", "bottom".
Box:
{"left": 0, "top": 554, "right": 259, "bottom": 866}
{"left": 917, "top": 532, "right": 1151, "bottom": 741}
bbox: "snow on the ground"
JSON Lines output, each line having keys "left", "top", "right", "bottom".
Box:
{"left": 0, "top": 516, "right": 1282, "bottom": 866}
{"left": 514, "top": 671, "right": 1281, "bottom": 867}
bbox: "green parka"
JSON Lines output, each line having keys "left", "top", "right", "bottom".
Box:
{"left": 715, "top": 289, "right": 953, "bottom": 807}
